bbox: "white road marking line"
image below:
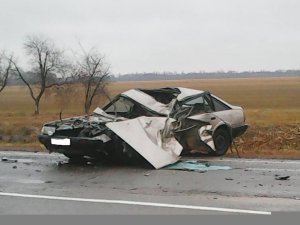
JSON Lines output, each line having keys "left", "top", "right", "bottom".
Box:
{"left": 245, "top": 168, "right": 299, "bottom": 172}
{"left": 0, "top": 192, "right": 271, "bottom": 215}
{"left": 0, "top": 177, "right": 45, "bottom": 184}
{"left": 204, "top": 158, "right": 300, "bottom": 164}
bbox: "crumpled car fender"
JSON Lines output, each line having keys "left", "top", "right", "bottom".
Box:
{"left": 188, "top": 113, "right": 229, "bottom": 151}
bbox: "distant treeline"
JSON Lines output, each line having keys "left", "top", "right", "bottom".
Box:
{"left": 112, "top": 70, "right": 300, "bottom": 81}
{"left": 7, "top": 70, "right": 300, "bottom": 85}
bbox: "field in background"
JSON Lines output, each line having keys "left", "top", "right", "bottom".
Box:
{"left": 0, "top": 77, "right": 299, "bottom": 158}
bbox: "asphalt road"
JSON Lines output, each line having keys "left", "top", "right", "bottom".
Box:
{"left": 0, "top": 151, "right": 299, "bottom": 214}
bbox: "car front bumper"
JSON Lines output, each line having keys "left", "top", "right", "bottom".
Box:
{"left": 38, "top": 134, "right": 110, "bottom": 155}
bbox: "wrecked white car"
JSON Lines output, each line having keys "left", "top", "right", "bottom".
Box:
{"left": 39, "top": 87, "right": 248, "bottom": 169}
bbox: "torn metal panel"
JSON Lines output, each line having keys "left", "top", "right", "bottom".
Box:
{"left": 93, "top": 107, "right": 124, "bottom": 122}
{"left": 198, "top": 125, "right": 215, "bottom": 150}
{"left": 177, "top": 87, "right": 203, "bottom": 101}
{"left": 106, "top": 116, "right": 182, "bottom": 169}
{"left": 188, "top": 113, "right": 225, "bottom": 151}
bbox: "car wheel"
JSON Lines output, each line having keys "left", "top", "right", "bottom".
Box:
{"left": 211, "top": 128, "right": 231, "bottom": 156}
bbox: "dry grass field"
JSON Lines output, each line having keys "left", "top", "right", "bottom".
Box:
{"left": 0, "top": 77, "right": 299, "bottom": 158}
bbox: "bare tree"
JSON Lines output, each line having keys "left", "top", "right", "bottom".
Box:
{"left": 73, "top": 48, "right": 110, "bottom": 113}
{"left": 10, "top": 35, "right": 67, "bottom": 115}
{"left": 0, "top": 53, "right": 12, "bottom": 93}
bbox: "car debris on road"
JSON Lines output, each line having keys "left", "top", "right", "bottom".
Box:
{"left": 1, "top": 157, "right": 18, "bottom": 163}
{"left": 164, "top": 160, "right": 231, "bottom": 172}
{"left": 275, "top": 175, "right": 290, "bottom": 181}
{"left": 38, "top": 87, "right": 248, "bottom": 169}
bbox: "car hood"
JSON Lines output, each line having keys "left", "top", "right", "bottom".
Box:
{"left": 44, "top": 108, "right": 125, "bottom": 129}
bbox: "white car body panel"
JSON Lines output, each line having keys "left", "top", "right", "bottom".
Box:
{"left": 177, "top": 87, "right": 203, "bottom": 101}
{"left": 213, "top": 109, "right": 244, "bottom": 128}
{"left": 106, "top": 116, "right": 182, "bottom": 169}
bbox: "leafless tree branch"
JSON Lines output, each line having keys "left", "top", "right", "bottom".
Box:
{"left": 0, "top": 53, "right": 12, "bottom": 93}
{"left": 10, "top": 35, "right": 68, "bottom": 114}
{"left": 72, "top": 48, "right": 111, "bottom": 113}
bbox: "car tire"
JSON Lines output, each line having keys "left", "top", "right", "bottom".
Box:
{"left": 211, "top": 128, "right": 231, "bottom": 156}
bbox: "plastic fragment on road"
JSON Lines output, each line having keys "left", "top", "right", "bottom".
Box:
{"left": 1, "top": 157, "right": 18, "bottom": 163}
{"left": 275, "top": 175, "right": 290, "bottom": 181}
{"left": 164, "top": 160, "right": 231, "bottom": 172}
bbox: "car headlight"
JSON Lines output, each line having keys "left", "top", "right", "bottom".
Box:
{"left": 41, "top": 126, "right": 56, "bottom": 136}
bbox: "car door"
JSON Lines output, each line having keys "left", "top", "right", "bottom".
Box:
{"left": 209, "top": 95, "right": 244, "bottom": 127}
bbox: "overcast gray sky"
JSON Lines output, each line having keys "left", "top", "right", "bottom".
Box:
{"left": 1, "top": 0, "right": 299, "bottom": 74}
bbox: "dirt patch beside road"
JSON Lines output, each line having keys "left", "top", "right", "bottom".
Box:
{"left": 234, "top": 124, "right": 300, "bottom": 153}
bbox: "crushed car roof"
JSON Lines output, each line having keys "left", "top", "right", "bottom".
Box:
{"left": 121, "top": 87, "right": 204, "bottom": 115}
{"left": 121, "top": 89, "right": 172, "bottom": 115}
{"left": 176, "top": 87, "right": 204, "bottom": 101}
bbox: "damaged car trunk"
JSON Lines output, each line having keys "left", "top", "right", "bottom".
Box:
{"left": 39, "top": 87, "right": 248, "bottom": 169}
